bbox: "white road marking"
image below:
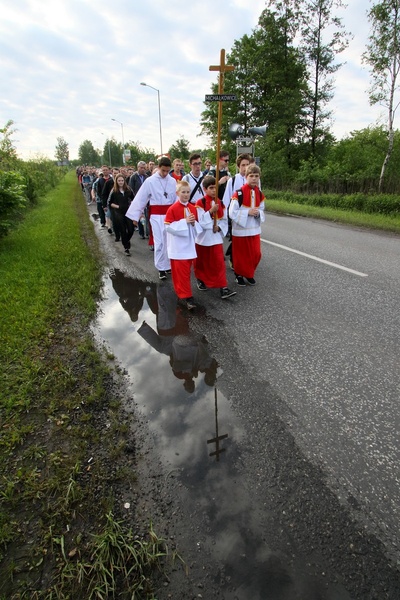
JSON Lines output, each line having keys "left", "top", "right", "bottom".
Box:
{"left": 261, "top": 239, "right": 368, "bottom": 277}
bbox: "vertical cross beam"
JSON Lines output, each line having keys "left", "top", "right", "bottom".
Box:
{"left": 209, "top": 50, "right": 235, "bottom": 197}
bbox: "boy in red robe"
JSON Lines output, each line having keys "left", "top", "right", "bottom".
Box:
{"left": 164, "top": 180, "right": 203, "bottom": 310}
{"left": 228, "top": 164, "right": 265, "bottom": 286}
{"left": 194, "top": 176, "right": 236, "bottom": 299}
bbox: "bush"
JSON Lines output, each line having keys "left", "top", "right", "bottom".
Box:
{"left": 0, "top": 170, "right": 26, "bottom": 237}
{"left": 264, "top": 190, "right": 400, "bottom": 215}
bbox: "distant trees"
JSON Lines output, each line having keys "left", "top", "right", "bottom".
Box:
{"left": 78, "top": 140, "right": 100, "bottom": 165}
{"left": 168, "top": 136, "right": 191, "bottom": 160}
{"left": 55, "top": 137, "right": 69, "bottom": 164}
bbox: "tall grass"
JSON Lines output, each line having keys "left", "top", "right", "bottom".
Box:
{"left": 0, "top": 172, "right": 102, "bottom": 411}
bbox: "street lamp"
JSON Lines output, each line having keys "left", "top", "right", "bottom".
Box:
{"left": 101, "top": 132, "right": 112, "bottom": 166}
{"left": 140, "top": 82, "right": 163, "bottom": 156}
{"left": 111, "top": 118, "right": 125, "bottom": 165}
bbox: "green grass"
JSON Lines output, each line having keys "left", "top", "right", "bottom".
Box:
{"left": 0, "top": 172, "right": 172, "bottom": 599}
{"left": 0, "top": 173, "right": 102, "bottom": 412}
{"left": 266, "top": 197, "right": 400, "bottom": 233}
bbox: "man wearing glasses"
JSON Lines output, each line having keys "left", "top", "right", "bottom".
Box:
{"left": 182, "top": 153, "right": 205, "bottom": 203}
{"left": 210, "top": 150, "right": 231, "bottom": 200}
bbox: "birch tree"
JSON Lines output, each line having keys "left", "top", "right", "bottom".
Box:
{"left": 363, "top": 0, "right": 400, "bottom": 191}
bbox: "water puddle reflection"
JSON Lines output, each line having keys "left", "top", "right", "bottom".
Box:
{"left": 93, "top": 269, "right": 349, "bottom": 600}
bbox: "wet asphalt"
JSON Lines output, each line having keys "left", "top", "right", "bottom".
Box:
{"left": 89, "top": 207, "right": 400, "bottom": 599}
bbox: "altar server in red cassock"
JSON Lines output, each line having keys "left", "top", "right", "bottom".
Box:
{"left": 164, "top": 180, "right": 203, "bottom": 310}
{"left": 194, "top": 176, "right": 236, "bottom": 300}
{"left": 229, "top": 164, "right": 265, "bottom": 287}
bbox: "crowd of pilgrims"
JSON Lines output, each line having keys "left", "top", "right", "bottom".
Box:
{"left": 76, "top": 151, "right": 265, "bottom": 310}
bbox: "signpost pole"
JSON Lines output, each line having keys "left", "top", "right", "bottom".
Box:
{"left": 209, "top": 50, "right": 235, "bottom": 199}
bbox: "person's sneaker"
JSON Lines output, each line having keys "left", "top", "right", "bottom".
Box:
{"left": 159, "top": 271, "right": 167, "bottom": 280}
{"left": 150, "top": 245, "right": 154, "bottom": 251}
{"left": 235, "top": 275, "right": 246, "bottom": 287}
{"left": 165, "top": 269, "right": 171, "bottom": 274}
{"left": 184, "top": 297, "right": 196, "bottom": 310}
{"left": 220, "top": 287, "right": 237, "bottom": 299}
{"left": 246, "top": 277, "right": 256, "bottom": 286}
{"left": 197, "top": 280, "right": 207, "bottom": 291}
{"left": 101, "top": 224, "right": 106, "bottom": 228}
{"left": 125, "top": 248, "right": 131, "bottom": 256}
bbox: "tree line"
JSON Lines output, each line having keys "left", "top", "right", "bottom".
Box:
{"left": 200, "top": 0, "right": 400, "bottom": 194}
{"left": 59, "top": 0, "right": 400, "bottom": 196}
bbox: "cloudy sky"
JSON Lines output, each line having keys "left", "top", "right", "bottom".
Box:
{"left": 1, "top": 0, "right": 383, "bottom": 161}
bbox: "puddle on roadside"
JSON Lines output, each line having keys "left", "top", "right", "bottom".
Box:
{"left": 93, "top": 269, "right": 350, "bottom": 600}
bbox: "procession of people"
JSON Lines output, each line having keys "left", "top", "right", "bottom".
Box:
{"left": 77, "top": 151, "right": 265, "bottom": 310}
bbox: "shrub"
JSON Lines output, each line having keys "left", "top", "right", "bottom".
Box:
{"left": 0, "top": 170, "right": 26, "bottom": 237}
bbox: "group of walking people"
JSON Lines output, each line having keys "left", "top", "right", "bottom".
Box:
{"left": 80, "top": 152, "right": 265, "bottom": 310}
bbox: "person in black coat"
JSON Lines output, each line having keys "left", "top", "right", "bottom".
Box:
{"left": 108, "top": 174, "right": 134, "bottom": 255}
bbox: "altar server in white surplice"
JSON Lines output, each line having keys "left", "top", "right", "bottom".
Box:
{"left": 126, "top": 156, "right": 176, "bottom": 280}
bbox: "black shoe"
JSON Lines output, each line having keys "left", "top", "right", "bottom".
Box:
{"left": 246, "top": 277, "right": 256, "bottom": 286}
{"left": 220, "top": 287, "right": 236, "bottom": 299}
{"left": 235, "top": 275, "right": 246, "bottom": 287}
{"left": 159, "top": 271, "right": 167, "bottom": 280}
{"left": 183, "top": 297, "right": 196, "bottom": 310}
{"left": 140, "top": 235, "right": 145, "bottom": 239}
{"left": 107, "top": 228, "right": 113, "bottom": 234}
{"left": 150, "top": 245, "right": 154, "bottom": 251}
{"left": 197, "top": 280, "right": 207, "bottom": 291}
{"left": 101, "top": 224, "right": 106, "bottom": 228}
{"left": 115, "top": 238, "right": 120, "bottom": 242}
{"left": 165, "top": 269, "right": 171, "bottom": 274}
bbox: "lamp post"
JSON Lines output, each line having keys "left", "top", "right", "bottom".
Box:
{"left": 101, "top": 132, "right": 112, "bottom": 166}
{"left": 111, "top": 118, "right": 125, "bottom": 165}
{"left": 140, "top": 82, "right": 163, "bottom": 156}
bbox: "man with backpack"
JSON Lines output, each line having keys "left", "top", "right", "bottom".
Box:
{"left": 182, "top": 153, "right": 205, "bottom": 204}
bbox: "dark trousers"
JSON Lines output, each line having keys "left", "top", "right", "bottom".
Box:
{"left": 97, "top": 200, "right": 106, "bottom": 225}
{"left": 114, "top": 213, "right": 134, "bottom": 249}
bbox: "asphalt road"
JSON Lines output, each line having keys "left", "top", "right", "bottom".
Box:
{"left": 91, "top": 208, "right": 400, "bottom": 598}
{"left": 227, "top": 214, "right": 400, "bottom": 556}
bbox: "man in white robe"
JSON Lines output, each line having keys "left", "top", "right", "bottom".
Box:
{"left": 126, "top": 157, "right": 177, "bottom": 279}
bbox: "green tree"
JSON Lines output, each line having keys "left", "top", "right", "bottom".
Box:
{"left": 362, "top": 0, "right": 400, "bottom": 191}
{"left": 55, "top": 136, "right": 69, "bottom": 163}
{"left": 78, "top": 140, "right": 100, "bottom": 165}
{"left": 298, "top": 0, "right": 350, "bottom": 156}
{"left": 200, "top": 10, "right": 309, "bottom": 175}
{"left": 168, "top": 136, "right": 191, "bottom": 160}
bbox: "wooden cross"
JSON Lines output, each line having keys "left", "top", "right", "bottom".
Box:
{"left": 209, "top": 49, "right": 235, "bottom": 198}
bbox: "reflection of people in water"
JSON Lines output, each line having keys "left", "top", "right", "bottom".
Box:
{"left": 109, "top": 269, "right": 157, "bottom": 323}
{"left": 138, "top": 285, "right": 217, "bottom": 392}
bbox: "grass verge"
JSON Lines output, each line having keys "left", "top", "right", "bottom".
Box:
{"left": 0, "top": 172, "right": 172, "bottom": 599}
{"left": 266, "top": 198, "right": 400, "bottom": 233}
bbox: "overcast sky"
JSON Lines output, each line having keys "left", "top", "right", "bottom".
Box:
{"left": 0, "top": 0, "right": 383, "bottom": 161}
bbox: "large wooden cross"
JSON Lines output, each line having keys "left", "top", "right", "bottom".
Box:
{"left": 209, "top": 49, "right": 235, "bottom": 198}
